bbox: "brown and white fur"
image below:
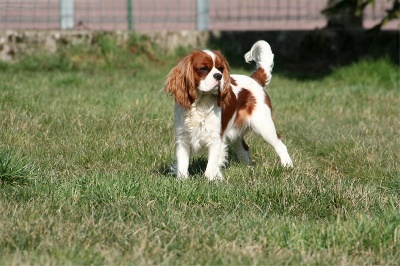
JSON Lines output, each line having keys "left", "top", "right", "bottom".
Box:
{"left": 164, "top": 40, "right": 293, "bottom": 180}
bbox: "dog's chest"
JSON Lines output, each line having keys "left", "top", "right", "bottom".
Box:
{"left": 185, "top": 96, "right": 221, "bottom": 151}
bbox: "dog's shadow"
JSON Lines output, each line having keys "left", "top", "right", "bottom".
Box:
{"left": 158, "top": 156, "right": 208, "bottom": 178}
{"left": 158, "top": 149, "right": 241, "bottom": 178}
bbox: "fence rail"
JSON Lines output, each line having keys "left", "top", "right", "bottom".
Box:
{"left": 0, "top": 0, "right": 396, "bottom": 31}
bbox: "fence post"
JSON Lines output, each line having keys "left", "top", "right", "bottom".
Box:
{"left": 60, "top": 0, "right": 74, "bottom": 29}
{"left": 127, "top": 0, "right": 133, "bottom": 30}
{"left": 196, "top": 0, "right": 209, "bottom": 30}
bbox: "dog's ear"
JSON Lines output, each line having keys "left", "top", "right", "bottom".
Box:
{"left": 213, "top": 51, "right": 233, "bottom": 107}
{"left": 163, "top": 54, "right": 196, "bottom": 109}
{"left": 213, "top": 50, "right": 231, "bottom": 91}
{"left": 213, "top": 51, "right": 237, "bottom": 135}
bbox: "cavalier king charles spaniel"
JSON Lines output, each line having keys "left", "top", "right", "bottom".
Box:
{"left": 164, "top": 40, "right": 293, "bottom": 180}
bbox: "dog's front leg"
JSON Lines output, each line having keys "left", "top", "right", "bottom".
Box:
{"left": 205, "top": 140, "right": 224, "bottom": 181}
{"left": 176, "top": 141, "right": 190, "bottom": 179}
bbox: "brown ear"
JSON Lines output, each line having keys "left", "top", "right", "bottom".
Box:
{"left": 213, "top": 51, "right": 232, "bottom": 107}
{"left": 163, "top": 54, "right": 196, "bottom": 109}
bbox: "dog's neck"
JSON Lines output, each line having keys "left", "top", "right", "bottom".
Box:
{"left": 187, "top": 93, "right": 220, "bottom": 122}
{"left": 193, "top": 92, "right": 218, "bottom": 108}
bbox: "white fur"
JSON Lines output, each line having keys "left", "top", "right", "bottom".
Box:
{"left": 226, "top": 74, "right": 293, "bottom": 168}
{"left": 245, "top": 40, "right": 274, "bottom": 85}
{"left": 172, "top": 41, "right": 293, "bottom": 180}
{"left": 174, "top": 94, "right": 226, "bottom": 180}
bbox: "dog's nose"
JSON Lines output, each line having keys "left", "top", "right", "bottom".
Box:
{"left": 213, "top": 73, "right": 222, "bottom": 81}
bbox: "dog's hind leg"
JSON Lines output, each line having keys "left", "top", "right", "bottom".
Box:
{"left": 250, "top": 109, "right": 293, "bottom": 168}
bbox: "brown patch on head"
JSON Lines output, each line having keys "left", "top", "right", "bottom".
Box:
{"left": 251, "top": 67, "right": 268, "bottom": 87}
{"left": 192, "top": 50, "right": 215, "bottom": 80}
{"left": 234, "top": 89, "right": 257, "bottom": 126}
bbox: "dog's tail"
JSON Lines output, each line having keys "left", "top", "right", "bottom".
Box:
{"left": 244, "top": 40, "right": 274, "bottom": 87}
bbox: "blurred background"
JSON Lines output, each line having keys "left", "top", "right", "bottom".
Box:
{"left": 0, "top": 0, "right": 398, "bottom": 72}
{"left": 0, "top": 0, "right": 398, "bottom": 31}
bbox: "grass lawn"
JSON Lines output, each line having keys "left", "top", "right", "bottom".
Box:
{"left": 0, "top": 36, "right": 399, "bottom": 265}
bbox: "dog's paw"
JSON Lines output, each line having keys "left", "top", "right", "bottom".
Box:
{"left": 205, "top": 170, "right": 224, "bottom": 181}
{"left": 176, "top": 174, "right": 189, "bottom": 180}
{"left": 280, "top": 155, "right": 293, "bottom": 168}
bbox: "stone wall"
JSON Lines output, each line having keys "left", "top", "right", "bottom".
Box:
{"left": 0, "top": 30, "right": 212, "bottom": 61}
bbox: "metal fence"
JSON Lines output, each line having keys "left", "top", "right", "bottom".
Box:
{"left": 0, "top": 0, "right": 396, "bottom": 31}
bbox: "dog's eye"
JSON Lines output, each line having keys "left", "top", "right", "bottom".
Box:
{"left": 218, "top": 67, "right": 224, "bottom": 72}
{"left": 199, "top": 66, "right": 209, "bottom": 73}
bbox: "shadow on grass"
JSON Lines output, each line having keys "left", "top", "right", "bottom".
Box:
{"left": 207, "top": 29, "right": 399, "bottom": 80}
{"left": 157, "top": 157, "right": 209, "bottom": 179}
{"left": 157, "top": 148, "right": 246, "bottom": 179}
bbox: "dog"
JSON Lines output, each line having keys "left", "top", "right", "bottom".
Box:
{"left": 163, "top": 40, "right": 293, "bottom": 180}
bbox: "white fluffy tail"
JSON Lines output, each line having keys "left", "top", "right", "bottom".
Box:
{"left": 244, "top": 40, "right": 274, "bottom": 86}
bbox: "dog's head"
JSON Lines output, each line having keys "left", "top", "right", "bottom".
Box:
{"left": 163, "top": 50, "right": 231, "bottom": 109}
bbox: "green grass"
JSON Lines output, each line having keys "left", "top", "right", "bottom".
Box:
{"left": 0, "top": 38, "right": 399, "bottom": 265}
